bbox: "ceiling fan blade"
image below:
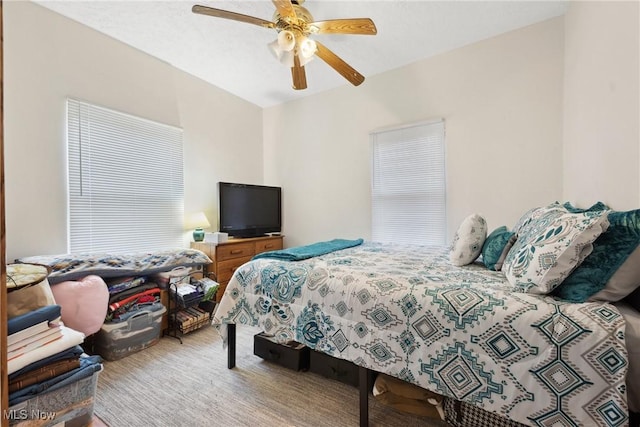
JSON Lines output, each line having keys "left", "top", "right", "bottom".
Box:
{"left": 291, "top": 55, "right": 307, "bottom": 90}
{"left": 192, "top": 5, "right": 275, "bottom": 29}
{"left": 309, "top": 19, "right": 377, "bottom": 35}
{"left": 272, "top": 0, "right": 297, "bottom": 20}
{"left": 315, "top": 41, "right": 365, "bottom": 86}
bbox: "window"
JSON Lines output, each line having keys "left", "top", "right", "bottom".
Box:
{"left": 370, "top": 120, "right": 446, "bottom": 245}
{"left": 67, "top": 99, "right": 184, "bottom": 254}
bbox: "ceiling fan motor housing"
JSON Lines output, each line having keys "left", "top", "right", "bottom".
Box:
{"left": 273, "top": 4, "right": 314, "bottom": 37}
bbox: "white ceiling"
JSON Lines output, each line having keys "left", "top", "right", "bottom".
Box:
{"left": 33, "top": 0, "right": 569, "bottom": 108}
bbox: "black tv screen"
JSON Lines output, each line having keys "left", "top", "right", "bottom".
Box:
{"left": 218, "top": 182, "right": 282, "bottom": 238}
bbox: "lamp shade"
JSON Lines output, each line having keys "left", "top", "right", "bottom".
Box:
{"left": 277, "top": 30, "right": 296, "bottom": 51}
{"left": 299, "top": 37, "right": 317, "bottom": 59}
{"left": 185, "top": 212, "right": 211, "bottom": 230}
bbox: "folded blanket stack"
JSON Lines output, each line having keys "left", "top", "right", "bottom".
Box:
{"left": 7, "top": 304, "right": 103, "bottom": 407}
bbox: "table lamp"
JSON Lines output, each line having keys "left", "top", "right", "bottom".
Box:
{"left": 186, "top": 212, "right": 211, "bottom": 242}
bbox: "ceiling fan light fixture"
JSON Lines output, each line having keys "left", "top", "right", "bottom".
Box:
{"left": 268, "top": 39, "right": 283, "bottom": 59}
{"left": 298, "top": 37, "right": 317, "bottom": 59}
{"left": 279, "top": 50, "right": 296, "bottom": 68}
{"left": 277, "top": 30, "right": 296, "bottom": 51}
{"left": 297, "top": 52, "right": 314, "bottom": 67}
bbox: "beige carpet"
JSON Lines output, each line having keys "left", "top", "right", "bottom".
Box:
{"left": 93, "top": 324, "right": 448, "bottom": 427}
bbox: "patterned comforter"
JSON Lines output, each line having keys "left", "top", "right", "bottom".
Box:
{"left": 17, "top": 249, "right": 212, "bottom": 284}
{"left": 213, "top": 242, "right": 629, "bottom": 427}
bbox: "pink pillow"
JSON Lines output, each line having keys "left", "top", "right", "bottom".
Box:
{"left": 51, "top": 275, "right": 109, "bottom": 336}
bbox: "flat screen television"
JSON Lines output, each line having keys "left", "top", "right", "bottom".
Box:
{"left": 218, "top": 182, "right": 282, "bottom": 238}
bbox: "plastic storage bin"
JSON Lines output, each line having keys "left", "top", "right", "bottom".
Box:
{"left": 8, "top": 369, "right": 101, "bottom": 427}
{"left": 94, "top": 305, "right": 166, "bottom": 361}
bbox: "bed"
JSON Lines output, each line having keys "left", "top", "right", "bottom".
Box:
{"left": 212, "top": 202, "right": 640, "bottom": 427}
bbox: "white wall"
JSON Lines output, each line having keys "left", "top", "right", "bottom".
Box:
{"left": 563, "top": 1, "right": 640, "bottom": 210}
{"left": 3, "top": 1, "right": 264, "bottom": 261}
{"left": 264, "top": 18, "right": 565, "bottom": 247}
{"left": 6, "top": 1, "right": 636, "bottom": 260}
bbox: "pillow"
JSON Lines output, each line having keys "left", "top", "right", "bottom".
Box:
{"left": 513, "top": 206, "right": 540, "bottom": 236}
{"left": 449, "top": 214, "right": 487, "bottom": 266}
{"left": 562, "top": 201, "right": 610, "bottom": 213}
{"left": 503, "top": 206, "right": 610, "bottom": 294}
{"left": 481, "top": 226, "right": 517, "bottom": 271}
{"left": 553, "top": 206, "right": 640, "bottom": 302}
{"left": 512, "top": 202, "right": 563, "bottom": 236}
{"left": 7, "top": 278, "right": 57, "bottom": 320}
{"left": 51, "top": 275, "right": 109, "bottom": 337}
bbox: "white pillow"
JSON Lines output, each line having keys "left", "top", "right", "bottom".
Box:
{"left": 503, "top": 206, "right": 610, "bottom": 294}
{"left": 449, "top": 214, "right": 488, "bottom": 266}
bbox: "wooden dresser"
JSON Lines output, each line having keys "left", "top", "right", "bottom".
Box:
{"left": 191, "top": 235, "right": 283, "bottom": 301}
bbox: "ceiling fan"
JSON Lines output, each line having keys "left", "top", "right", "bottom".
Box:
{"left": 192, "top": 0, "right": 377, "bottom": 90}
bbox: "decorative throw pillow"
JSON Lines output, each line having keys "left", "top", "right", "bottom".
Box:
{"left": 449, "top": 214, "right": 487, "bottom": 266}
{"left": 553, "top": 206, "right": 640, "bottom": 302}
{"left": 51, "top": 275, "right": 109, "bottom": 336}
{"left": 512, "top": 202, "right": 563, "bottom": 236}
{"left": 562, "top": 201, "right": 610, "bottom": 213}
{"left": 503, "top": 206, "right": 610, "bottom": 294}
{"left": 512, "top": 207, "right": 541, "bottom": 236}
{"left": 481, "top": 226, "right": 517, "bottom": 271}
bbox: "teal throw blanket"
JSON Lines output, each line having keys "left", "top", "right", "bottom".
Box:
{"left": 252, "top": 238, "right": 364, "bottom": 261}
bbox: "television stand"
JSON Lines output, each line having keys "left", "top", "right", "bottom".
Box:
{"left": 191, "top": 235, "right": 283, "bottom": 301}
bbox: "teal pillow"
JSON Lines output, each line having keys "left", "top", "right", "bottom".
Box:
{"left": 481, "top": 226, "right": 516, "bottom": 271}
{"left": 553, "top": 204, "right": 640, "bottom": 302}
{"left": 562, "top": 201, "right": 610, "bottom": 213}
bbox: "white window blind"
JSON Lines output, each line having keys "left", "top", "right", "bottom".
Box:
{"left": 67, "top": 99, "right": 184, "bottom": 254}
{"left": 370, "top": 120, "right": 446, "bottom": 245}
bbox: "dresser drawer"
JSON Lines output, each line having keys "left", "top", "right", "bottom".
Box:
{"left": 217, "top": 255, "right": 253, "bottom": 283}
{"left": 216, "top": 242, "right": 255, "bottom": 261}
{"left": 255, "top": 238, "right": 283, "bottom": 254}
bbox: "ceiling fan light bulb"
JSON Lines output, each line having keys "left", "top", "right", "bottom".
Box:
{"left": 268, "top": 40, "right": 283, "bottom": 60}
{"left": 277, "top": 30, "right": 296, "bottom": 52}
{"left": 298, "top": 53, "right": 314, "bottom": 67}
{"left": 280, "top": 50, "right": 295, "bottom": 68}
{"left": 299, "top": 38, "right": 317, "bottom": 59}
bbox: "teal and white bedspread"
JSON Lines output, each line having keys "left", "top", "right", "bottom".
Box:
{"left": 213, "top": 242, "right": 629, "bottom": 427}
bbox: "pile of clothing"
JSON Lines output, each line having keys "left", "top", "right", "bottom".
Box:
{"left": 105, "top": 276, "right": 164, "bottom": 322}
{"left": 8, "top": 304, "right": 103, "bottom": 408}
